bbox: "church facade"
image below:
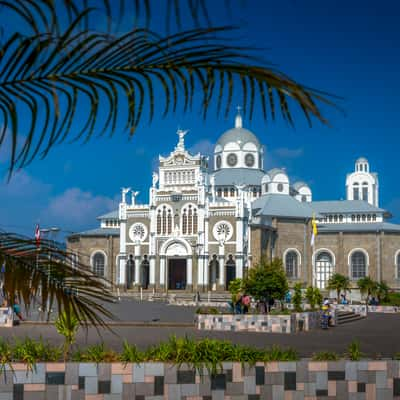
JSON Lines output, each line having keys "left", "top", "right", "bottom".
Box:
{"left": 67, "top": 112, "right": 400, "bottom": 293}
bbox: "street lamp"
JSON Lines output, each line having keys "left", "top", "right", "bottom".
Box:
{"left": 39, "top": 227, "right": 60, "bottom": 320}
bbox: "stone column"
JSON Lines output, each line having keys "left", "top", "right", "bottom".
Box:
{"left": 118, "top": 202, "right": 127, "bottom": 286}
{"left": 134, "top": 242, "right": 141, "bottom": 286}
{"left": 159, "top": 256, "right": 166, "bottom": 289}
{"left": 218, "top": 244, "right": 225, "bottom": 288}
{"left": 187, "top": 258, "right": 193, "bottom": 290}
{"left": 204, "top": 255, "right": 209, "bottom": 290}
{"left": 149, "top": 255, "right": 156, "bottom": 286}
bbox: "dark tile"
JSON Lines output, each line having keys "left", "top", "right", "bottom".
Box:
{"left": 284, "top": 372, "right": 296, "bottom": 391}
{"left": 316, "top": 389, "right": 328, "bottom": 396}
{"left": 98, "top": 380, "right": 111, "bottom": 394}
{"left": 255, "top": 366, "right": 265, "bottom": 386}
{"left": 328, "top": 371, "right": 345, "bottom": 381}
{"left": 78, "top": 376, "right": 85, "bottom": 390}
{"left": 226, "top": 369, "right": 232, "bottom": 383}
{"left": 211, "top": 374, "right": 226, "bottom": 390}
{"left": 248, "top": 396, "right": 260, "bottom": 400}
{"left": 394, "top": 378, "right": 400, "bottom": 396}
{"left": 46, "top": 372, "right": 65, "bottom": 385}
{"left": 154, "top": 376, "right": 164, "bottom": 396}
{"left": 357, "top": 382, "right": 366, "bottom": 393}
{"left": 177, "top": 370, "right": 195, "bottom": 384}
{"left": 135, "top": 396, "right": 145, "bottom": 400}
{"left": 14, "top": 384, "right": 24, "bottom": 400}
{"left": 203, "top": 396, "right": 212, "bottom": 400}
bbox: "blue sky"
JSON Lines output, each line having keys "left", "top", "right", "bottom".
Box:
{"left": 0, "top": 0, "right": 399, "bottom": 239}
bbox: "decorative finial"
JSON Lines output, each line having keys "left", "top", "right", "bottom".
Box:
{"left": 235, "top": 106, "right": 242, "bottom": 128}
{"left": 176, "top": 128, "right": 189, "bottom": 151}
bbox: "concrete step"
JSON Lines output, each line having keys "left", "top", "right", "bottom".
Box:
{"left": 337, "top": 311, "right": 364, "bottom": 324}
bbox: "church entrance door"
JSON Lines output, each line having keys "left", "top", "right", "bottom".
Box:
{"left": 168, "top": 258, "right": 187, "bottom": 290}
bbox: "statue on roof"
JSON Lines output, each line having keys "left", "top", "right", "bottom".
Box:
{"left": 121, "top": 187, "right": 131, "bottom": 203}
{"left": 175, "top": 128, "right": 189, "bottom": 151}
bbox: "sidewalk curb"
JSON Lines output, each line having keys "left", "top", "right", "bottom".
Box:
{"left": 21, "top": 321, "right": 196, "bottom": 328}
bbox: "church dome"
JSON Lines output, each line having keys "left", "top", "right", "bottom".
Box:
{"left": 356, "top": 157, "right": 368, "bottom": 164}
{"left": 216, "top": 127, "right": 260, "bottom": 149}
{"left": 213, "top": 109, "right": 263, "bottom": 171}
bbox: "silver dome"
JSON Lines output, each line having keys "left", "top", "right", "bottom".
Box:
{"left": 216, "top": 127, "right": 260, "bottom": 149}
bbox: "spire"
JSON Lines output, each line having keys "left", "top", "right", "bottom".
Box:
{"left": 235, "top": 105, "right": 243, "bottom": 128}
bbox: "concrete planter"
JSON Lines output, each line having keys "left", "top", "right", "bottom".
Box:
{"left": 334, "top": 304, "right": 400, "bottom": 316}
{"left": 1, "top": 360, "right": 400, "bottom": 399}
{"left": 196, "top": 311, "right": 328, "bottom": 333}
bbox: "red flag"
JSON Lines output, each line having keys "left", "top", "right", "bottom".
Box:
{"left": 35, "top": 224, "right": 40, "bottom": 248}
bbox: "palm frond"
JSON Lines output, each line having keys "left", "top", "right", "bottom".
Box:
{"left": 0, "top": 22, "right": 336, "bottom": 175}
{"left": 0, "top": 231, "right": 116, "bottom": 327}
{"left": 0, "top": 0, "right": 238, "bottom": 34}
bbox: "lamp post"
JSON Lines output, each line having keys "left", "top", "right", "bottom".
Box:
{"left": 39, "top": 227, "right": 60, "bottom": 319}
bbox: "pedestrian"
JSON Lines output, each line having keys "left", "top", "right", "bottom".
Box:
{"left": 241, "top": 293, "right": 251, "bottom": 314}
{"left": 13, "top": 298, "right": 24, "bottom": 321}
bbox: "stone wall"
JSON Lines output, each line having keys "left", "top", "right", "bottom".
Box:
{"left": 2, "top": 361, "right": 400, "bottom": 399}
{"left": 334, "top": 304, "right": 400, "bottom": 316}
{"left": 196, "top": 312, "right": 324, "bottom": 333}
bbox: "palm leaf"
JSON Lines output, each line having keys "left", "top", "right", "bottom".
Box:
{"left": 0, "top": 21, "right": 336, "bottom": 175}
{"left": 0, "top": 231, "right": 116, "bottom": 327}
{"left": 1, "top": 0, "right": 238, "bottom": 34}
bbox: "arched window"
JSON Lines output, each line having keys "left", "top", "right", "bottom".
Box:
{"left": 351, "top": 214, "right": 355, "bottom": 222}
{"left": 157, "top": 205, "right": 173, "bottom": 235}
{"left": 353, "top": 183, "right": 360, "bottom": 200}
{"left": 253, "top": 187, "right": 257, "bottom": 197}
{"left": 182, "top": 209, "right": 188, "bottom": 235}
{"left": 334, "top": 215, "right": 338, "bottom": 222}
{"left": 157, "top": 211, "right": 162, "bottom": 234}
{"left": 277, "top": 183, "right": 283, "bottom": 192}
{"left": 339, "top": 215, "right": 343, "bottom": 222}
{"left": 362, "top": 214, "right": 366, "bottom": 222}
{"left": 230, "top": 188, "right": 235, "bottom": 197}
{"left": 328, "top": 215, "right": 333, "bottom": 222}
{"left": 315, "top": 251, "right": 333, "bottom": 289}
{"left": 351, "top": 251, "right": 367, "bottom": 279}
{"left": 362, "top": 182, "right": 368, "bottom": 201}
{"left": 264, "top": 183, "right": 269, "bottom": 193}
{"left": 217, "top": 188, "right": 222, "bottom": 197}
{"left": 285, "top": 251, "right": 299, "bottom": 279}
{"left": 181, "top": 204, "right": 198, "bottom": 235}
{"left": 357, "top": 215, "right": 361, "bottom": 222}
{"left": 301, "top": 195, "right": 307, "bottom": 202}
{"left": 224, "top": 188, "right": 228, "bottom": 197}
{"left": 397, "top": 252, "right": 400, "bottom": 279}
{"left": 367, "top": 214, "right": 371, "bottom": 222}
{"left": 225, "top": 255, "right": 236, "bottom": 289}
{"left": 92, "top": 252, "right": 105, "bottom": 276}
{"left": 372, "top": 214, "right": 376, "bottom": 221}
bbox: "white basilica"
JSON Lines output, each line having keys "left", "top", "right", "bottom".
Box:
{"left": 68, "top": 110, "right": 400, "bottom": 292}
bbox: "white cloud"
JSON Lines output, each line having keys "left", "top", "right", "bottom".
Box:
{"left": 189, "top": 139, "right": 214, "bottom": 157}
{"left": 1, "top": 170, "right": 51, "bottom": 198}
{"left": 46, "top": 188, "right": 118, "bottom": 228}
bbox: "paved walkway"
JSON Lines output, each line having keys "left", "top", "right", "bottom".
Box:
{"left": 1, "top": 313, "right": 400, "bottom": 357}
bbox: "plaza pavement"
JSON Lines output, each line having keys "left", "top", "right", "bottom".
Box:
{"left": 2, "top": 299, "right": 400, "bottom": 357}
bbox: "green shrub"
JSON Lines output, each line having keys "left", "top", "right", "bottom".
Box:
{"left": 74, "top": 343, "right": 118, "bottom": 363}
{"left": 312, "top": 351, "right": 340, "bottom": 361}
{"left": 195, "top": 307, "right": 220, "bottom": 314}
{"left": 268, "top": 309, "right": 292, "bottom": 315}
{"left": 119, "top": 340, "right": 145, "bottom": 363}
{"left": 263, "top": 345, "right": 299, "bottom": 362}
{"left": 0, "top": 338, "right": 12, "bottom": 373}
{"left": 346, "top": 340, "right": 364, "bottom": 361}
{"left": 381, "top": 292, "right": 400, "bottom": 306}
{"left": 292, "top": 283, "right": 303, "bottom": 312}
{"left": 13, "top": 337, "right": 61, "bottom": 371}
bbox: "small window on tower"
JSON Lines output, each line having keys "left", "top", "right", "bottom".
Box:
{"left": 277, "top": 183, "right": 283, "bottom": 192}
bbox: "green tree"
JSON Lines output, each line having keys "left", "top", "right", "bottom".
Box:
{"left": 376, "top": 281, "right": 389, "bottom": 303}
{"left": 244, "top": 259, "right": 288, "bottom": 308}
{"left": 292, "top": 283, "right": 303, "bottom": 312}
{"left": 55, "top": 308, "right": 80, "bottom": 361}
{"left": 327, "top": 273, "right": 351, "bottom": 301}
{"left": 305, "top": 286, "right": 323, "bottom": 310}
{"left": 357, "top": 276, "right": 378, "bottom": 306}
{"left": 0, "top": 1, "right": 334, "bottom": 325}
